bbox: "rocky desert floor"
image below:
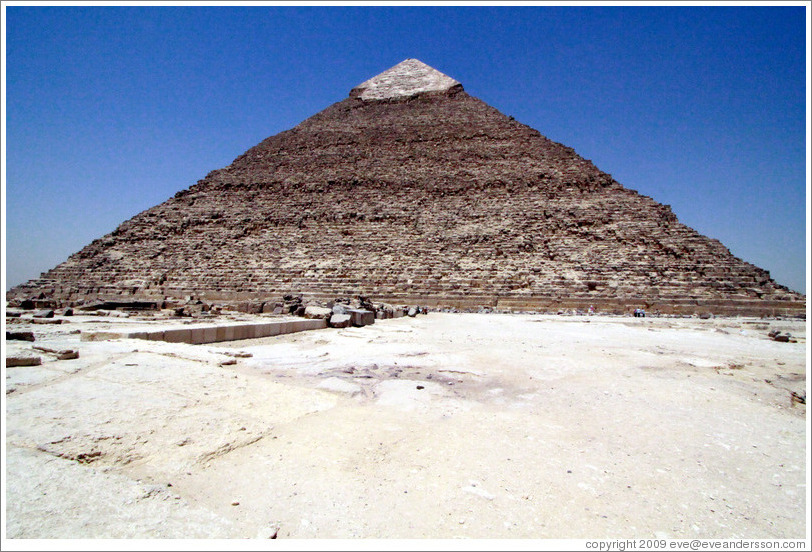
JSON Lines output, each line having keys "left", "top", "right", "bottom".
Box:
{"left": 2, "top": 311, "right": 808, "bottom": 541}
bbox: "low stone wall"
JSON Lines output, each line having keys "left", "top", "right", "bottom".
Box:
{"left": 82, "top": 318, "right": 328, "bottom": 345}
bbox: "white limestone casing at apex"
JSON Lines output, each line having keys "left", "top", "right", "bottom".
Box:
{"left": 351, "top": 59, "right": 462, "bottom": 100}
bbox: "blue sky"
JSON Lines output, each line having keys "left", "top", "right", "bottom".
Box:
{"left": 3, "top": 3, "right": 809, "bottom": 294}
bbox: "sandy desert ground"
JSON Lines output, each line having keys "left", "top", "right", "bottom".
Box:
{"left": 3, "top": 311, "right": 808, "bottom": 541}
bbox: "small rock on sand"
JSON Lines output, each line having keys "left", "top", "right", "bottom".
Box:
{"left": 57, "top": 350, "right": 79, "bottom": 360}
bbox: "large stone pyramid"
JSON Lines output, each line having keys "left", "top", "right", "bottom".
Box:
{"left": 8, "top": 59, "right": 805, "bottom": 316}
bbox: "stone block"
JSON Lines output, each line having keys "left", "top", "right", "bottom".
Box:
{"left": 232, "top": 325, "right": 251, "bottom": 341}
{"left": 163, "top": 329, "right": 192, "bottom": 343}
{"left": 32, "top": 319, "right": 63, "bottom": 325}
{"left": 147, "top": 331, "right": 166, "bottom": 341}
{"left": 329, "top": 313, "right": 352, "bottom": 328}
{"left": 81, "top": 331, "right": 127, "bottom": 341}
{"left": 289, "top": 320, "right": 309, "bottom": 333}
{"left": 303, "top": 306, "right": 331, "bottom": 319}
{"left": 6, "top": 355, "right": 42, "bottom": 367}
{"left": 190, "top": 328, "right": 207, "bottom": 345}
{"left": 349, "top": 309, "right": 375, "bottom": 326}
{"left": 203, "top": 327, "right": 218, "bottom": 343}
{"left": 309, "top": 319, "right": 328, "bottom": 330}
{"left": 217, "top": 326, "right": 234, "bottom": 341}
{"left": 224, "top": 325, "right": 241, "bottom": 341}
{"left": 6, "top": 331, "right": 35, "bottom": 342}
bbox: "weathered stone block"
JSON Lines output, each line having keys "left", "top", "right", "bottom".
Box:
{"left": 289, "top": 320, "right": 309, "bottom": 333}
{"left": 349, "top": 309, "right": 375, "bottom": 327}
{"left": 190, "top": 328, "right": 207, "bottom": 344}
{"left": 203, "top": 327, "right": 218, "bottom": 343}
{"left": 329, "top": 313, "right": 352, "bottom": 328}
{"left": 163, "top": 329, "right": 192, "bottom": 343}
{"left": 303, "top": 306, "right": 331, "bottom": 319}
{"left": 232, "top": 325, "right": 251, "bottom": 341}
{"left": 32, "top": 318, "right": 63, "bottom": 325}
{"left": 6, "top": 355, "right": 42, "bottom": 367}
{"left": 6, "top": 331, "right": 35, "bottom": 342}
{"left": 81, "top": 331, "right": 128, "bottom": 341}
{"left": 309, "top": 319, "right": 328, "bottom": 330}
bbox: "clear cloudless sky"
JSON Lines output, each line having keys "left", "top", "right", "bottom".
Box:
{"left": 3, "top": 2, "right": 809, "bottom": 294}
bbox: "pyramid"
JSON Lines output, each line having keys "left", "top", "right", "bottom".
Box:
{"left": 7, "top": 59, "right": 805, "bottom": 316}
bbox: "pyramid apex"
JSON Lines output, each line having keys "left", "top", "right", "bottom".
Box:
{"left": 350, "top": 58, "right": 462, "bottom": 100}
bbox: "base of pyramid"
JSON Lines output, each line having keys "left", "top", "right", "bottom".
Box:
{"left": 11, "top": 285, "right": 803, "bottom": 318}
{"left": 363, "top": 294, "right": 805, "bottom": 317}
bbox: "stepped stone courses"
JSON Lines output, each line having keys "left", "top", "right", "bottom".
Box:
{"left": 7, "top": 59, "right": 804, "bottom": 316}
